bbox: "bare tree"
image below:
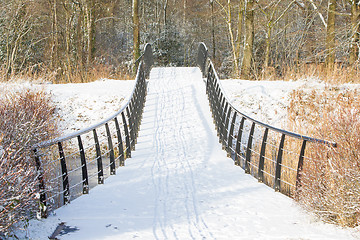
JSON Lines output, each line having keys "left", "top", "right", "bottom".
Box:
{"left": 241, "top": 0, "right": 254, "bottom": 79}
{"left": 349, "top": 0, "right": 360, "bottom": 65}
{"left": 133, "top": 0, "right": 140, "bottom": 72}
{"left": 325, "top": 0, "right": 336, "bottom": 70}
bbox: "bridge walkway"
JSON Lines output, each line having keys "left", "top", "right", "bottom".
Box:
{"left": 35, "top": 67, "right": 352, "bottom": 239}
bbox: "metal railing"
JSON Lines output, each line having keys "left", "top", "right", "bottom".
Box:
{"left": 33, "top": 44, "right": 153, "bottom": 218}
{"left": 197, "top": 42, "right": 336, "bottom": 197}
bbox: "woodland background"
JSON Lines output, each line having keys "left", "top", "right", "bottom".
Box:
{"left": 0, "top": 0, "right": 360, "bottom": 82}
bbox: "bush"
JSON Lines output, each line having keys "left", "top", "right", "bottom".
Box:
{"left": 0, "top": 89, "right": 58, "bottom": 236}
{"left": 289, "top": 89, "right": 360, "bottom": 227}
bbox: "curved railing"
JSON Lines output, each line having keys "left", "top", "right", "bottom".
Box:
{"left": 33, "top": 44, "right": 153, "bottom": 218}
{"left": 197, "top": 42, "right": 336, "bottom": 197}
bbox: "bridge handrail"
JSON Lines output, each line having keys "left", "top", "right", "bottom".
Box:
{"left": 197, "top": 42, "right": 336, "bottom": 197}
{"left": 208, "top": 62, "right": 336, "bottom": 147}
{"left": 33, "top": 44, "right": 153, "bottom": 218}
{"left": 34, "top": 43, "right": 153, "bottom": 149}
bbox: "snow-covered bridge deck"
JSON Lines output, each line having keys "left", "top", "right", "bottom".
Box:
{"left": 27, "top": 67, "right": 354, "bottom": 239}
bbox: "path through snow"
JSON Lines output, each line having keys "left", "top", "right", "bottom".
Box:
{"left": 24, "top": 67, "right": 357, "bottom": 239}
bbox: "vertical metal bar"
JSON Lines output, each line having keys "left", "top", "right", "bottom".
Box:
{"left": 258, "top": 128, "right": 269, "bottom": 183}
{"left": 58, "top": 142, "right": 70, "bottom": 205}
{"left": 295, "top": 140, "right": 307, "bottom": 192}
{"left": 105, "top": 123, "right": 116, "bottom": 175}
{"left": 122, "top": 111, "right": 131, "bottom": 158}
{"left": 126, "top": 106, "right": 135, "bottom": 150}
{"left": 220, "top": 102, "right": 228, "bottom": 144}
{"left": 245, "top": 122, "right": 256, "bottom": 174}
{"left": 235, "top": 117, "right": 246, "bottom": 166}
{"left": 33, "top": 149, "right": 47, "bottom": 218}
{"left": 227, "top": 111, "right": 237, "bottom": 157}
{"left": 93, "top": 129, "right": 104, "bottom": 184}
{"left": 217, "top": 95, "right": 225, "bottom": 137}
{"left": 274, "top": 134, "right": 286, "bottom": 192}
{"left": 114, "top": 117, "right": 125, "bottom": 167}
{"left": 223, "top": 106, "right": 232, "bottom": 148}
{"left": 77, "top": 135, "right": 89, "bottom": 194}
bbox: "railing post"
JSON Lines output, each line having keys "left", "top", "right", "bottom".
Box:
{"left": 295, "top": 140, "right": 307, "bottom": 192}
{"left": 235, "top": 117, "right": 246, "bottom": 166}
{"left": 122, "top": 111, "right": 131, "bottom": 158}
{"left": 114, "top": 117, "right": 125, "bottom": 167}
{"left": 126, "top": 106, "right": 135, "bottom": 150}
{"left": 197, "top": 42, "right": 208, "bottom": 77}
{"left": 58, "top": 142, "right": 70, "bottom": 205}
{"left": 227, "top": 112, "right": 237, "bottom": 157}
{"left": 223, "top": 107, "right": 232, "bottom": 149}
{"left": 217, "top": 95, "right": 225, "bottom": 137}
{"left": 258, "top": 128, "right": 269, "bottom": 183}
{"left": 33, "top": 149, "right": 47, "bottom": 218}
{"left": 220, "top": 102, "right": 229, "bottom": 145}
{"left": 245, "top": 122, "right": 256, "bottom": 174}
{"left": 77, "top": 135, "right": 89, "bottom": 194}
{"left": 93, "top": 129, "right": 104, "bottom": 184}
{"left": 274, "top": 134, "right": 286, "bottom": 192}
{"left": 105, "top": 123, "right": 116, "bottom": 175}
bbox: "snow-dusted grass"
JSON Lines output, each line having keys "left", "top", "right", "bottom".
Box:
{"left": 13, "top": 68, "right": 360, "bottom": 239}
{"left": 45, "top": 79, "right": 135, "bottom": 134}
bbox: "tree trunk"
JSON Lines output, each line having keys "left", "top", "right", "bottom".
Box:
{"left": 264, "top": 24, "right": 271, "bottom": 70}
{"left": 226, "top": 0, "right": 240, "bottom": 77}
{"left": 350, "top": 0, "right": 360, "bottom": 65}
{"left": 325, "top": 0, "right": 336, "bottom": 70}
{"left": 235, "top": 0, "right": 244, "bottom": 64}
{"left": 241, "top": 0, "right": 254, "bottom": 79}
{"left": 86, "top": 0, "right": 96, "bottom": 68}
{"left": 132, "top": 0, "right": 140, "bottom": 73}
{"left": 50, "top": 0, "right": 59, "bottom": 75}
{"left": 211, "top": 0, "right": 216, "bottom": 60}
{"left": 76, "top": 3, "right": 84, "bottom": 82}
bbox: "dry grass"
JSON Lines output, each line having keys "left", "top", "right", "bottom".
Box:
{"left": 262, "top": 64, "right": 360, "bottom": 84}
{"left": 0, "top": 89, "right": 59, "bottom": 236}
{"left": 288, "top": 88, "right": 360, "bottom": 227}
{"left": 0, "top": 63, "right": 133, "bottom": 84}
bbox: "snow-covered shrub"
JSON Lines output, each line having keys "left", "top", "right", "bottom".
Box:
{"left": 0, "top": 89, "right": 58, "bottom": 235}
{"left": 289, "top": 89, "right": 360, "bottom": 227}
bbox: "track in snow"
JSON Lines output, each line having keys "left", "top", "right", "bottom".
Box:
{"left": 26, "top": 67, "right": 356, "bottom": 240}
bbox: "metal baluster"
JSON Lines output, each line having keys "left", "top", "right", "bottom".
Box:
{"left": 235, "top": 117, "right": 246, "bottom": 166}
{"left": 114, "top": 117, "right": 125, "bottom": 167}
{"left": 58, "top": 142, "right": 70, "bottom": 205}
{"left": 33, "top": 149, "right": 47, "bottom": 218}
{"left": 258, "top": 128, "right": 269, "bottom": 183}
{"left": 105, "top": 123, "right": 116, "bottom": 175}
{"left": 122, "top": 111, "right": 131, "bottom": 158}
{"left": 77, "top": 135, "right": 89, "bottom": 194}
{"left": 227, "top": 112, "right": 237, "bottom": 158}
{"left": 245, "top": 122, "right": 256, "bottom": 174}
{"left": 93, "top": 129, "right": 104, "bottom": 184}
{"left": 274, "top": 134, "right": 286, "bottom": 192}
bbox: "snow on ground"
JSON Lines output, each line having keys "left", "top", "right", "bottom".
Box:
{"left": 45, "top": 79, "right": 135, "bottom": 134}
{"left": 17, "top": 68, "right": 359, "bottom": 239}
{"left": 0, "top": 79, "right": 135, "bottom": 135}
{"left": 221, "top": 79, "right": 360, "bottom": 128}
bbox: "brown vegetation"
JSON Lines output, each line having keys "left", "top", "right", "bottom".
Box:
{"left": 288, "top": 87, "right": 360, "bottom": 227}
{"left": 0, "top": 89, "right": 59, "bottom": 235}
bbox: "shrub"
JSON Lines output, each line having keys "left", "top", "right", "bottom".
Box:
{"left": 289, "top": 89, "right": 360, "bottom": 227}
{"left": 0, "top": 88, "right": 58, "bottom": 236}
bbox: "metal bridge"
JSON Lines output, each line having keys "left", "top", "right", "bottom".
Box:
{"left": 31, "top": 43, "right": 341, "bottom": 239}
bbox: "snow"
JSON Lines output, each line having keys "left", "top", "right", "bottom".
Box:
{"left": 45, "top": 79, "right": 135, "bottom": 134}
{"left": 16, "top": 68, "right": 359, "bottom": 239}
{"left": 221, "top": 78, "right": 360, "bottom": 128}
{"left": 0, "top": 79, "right": 135, "bottom": 135}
